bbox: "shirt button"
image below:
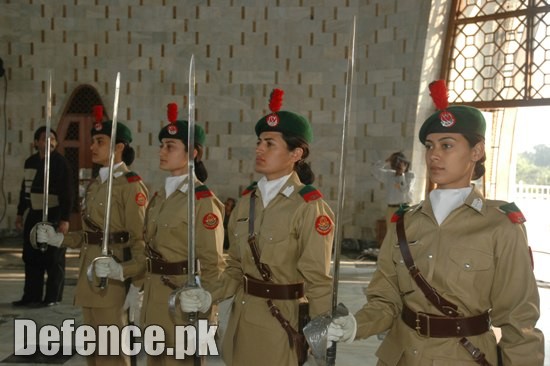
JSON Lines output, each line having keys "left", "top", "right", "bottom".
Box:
{"left": 428, "top": 254, "right": 433, "bottom": 259}
{"left": 464, "top": 263, "right": 471, "bottom": 269}
{"left": 241, "top": 301, "right": 246, "bottom": 305}
{"left": 412, "top": 349, "right": 418, "bottom": 355}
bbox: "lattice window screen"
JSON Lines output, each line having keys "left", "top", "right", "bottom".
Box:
{"left": 444, "top": 0, "right": 550, "bottom": 108}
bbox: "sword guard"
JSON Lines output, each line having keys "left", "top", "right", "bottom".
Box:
{"left": 31, "top": 221, "right": 52, "bottom": 253}
{"left": 87, "top": 255, "right": 112, "bottom": 290}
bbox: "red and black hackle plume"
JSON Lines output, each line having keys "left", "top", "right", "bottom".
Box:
{"left": 93, "top": 105, "right": 103, "bottom": 130}
{"left": 269, "top": 88, "right": 284, "bottom": 114}
{"left": 428, "top": 80, "right": 449, "bottom": 111}
{"left": 167, "top": 103, "right": 178, "bottom": 134}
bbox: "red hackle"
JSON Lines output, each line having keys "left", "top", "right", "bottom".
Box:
{"left": 167, "top": 103, "right": 178, "bottom": 123}
{"left": 269, "top": 88, "right": 284, "bottom": 113}
{"left": 428, "top": 80, "right": 449, "bottom": 111}
{"left": 93, "top": 105, "right": 103, "bottom": 123}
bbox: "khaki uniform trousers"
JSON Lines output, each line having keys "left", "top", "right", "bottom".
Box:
{"left": 82, "top": 307, "right": 129, "bottom": 366}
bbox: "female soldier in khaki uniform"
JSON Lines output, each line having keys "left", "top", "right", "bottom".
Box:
{"left": 37, "top": 113, "right": 148, "bottom": 366}
{"left": 141, "top": 105, "right": 226, "bottom": 365}
{"left": 185, "top": 89, "right": 335, "bottom": 366}
{"left": 328, "top": 81, "right": 544, "bottom": 365}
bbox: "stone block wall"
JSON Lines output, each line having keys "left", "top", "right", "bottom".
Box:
{"left": 0, "top": 0, "right": 445, "bottom": 240}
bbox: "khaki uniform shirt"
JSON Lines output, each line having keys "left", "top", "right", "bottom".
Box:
{"left": 141, "top": 177, "right": 226, "bottom": 350}
{"left": 63, "top": 163, "right": 148, "bottom": 308}
{"left": 355, "top": 188, "right": 544, "bottom": 366}
{"left": 221, "top": 172, "right": 335, "bottom": 366}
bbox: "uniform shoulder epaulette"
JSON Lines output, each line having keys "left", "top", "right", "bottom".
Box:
{"left": 299, "top": 185, "right": 323, "bottom": 202}
{"left": 195, "top": 185, "right": 213, "bottom": 200}
{"left": 497, "top": 202, "right": 526, "bottom": 224}
{"left": 390, "top": 204, "right": 411, "bottom": 223}
{"left": 241, "top": 182, "right": 257, "bottom": 196}
{"left": 125, "top": 171, "right": 142, "bottom": 183}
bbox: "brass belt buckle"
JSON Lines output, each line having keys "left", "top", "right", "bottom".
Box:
{"left": 146, "top": 257, "right": 152, "bottom": 273}
{"left": 415, "top": 312, "right": 430, "bottom": 337}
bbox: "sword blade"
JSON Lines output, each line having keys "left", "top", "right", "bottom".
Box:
{"left": 102, "top": 72, "right": 121, "bottom": 257}
{"left": 187, "top": 55, "right": 197, "bottom": 288}
{"left": 42, "top": 70, "right": 52, "bottom": 222}
{"left": 327, "top": 16, "right": 356, "bottom": 366}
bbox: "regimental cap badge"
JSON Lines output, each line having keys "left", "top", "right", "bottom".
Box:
{"left": 167, "top": 103, "right": 178, "bottom": 135}
{"left": 266, "top": 88, "right": 283, "bottom": 127}
{"left": 429, "top": 80, "right": 456, "bottom": 128}
{"left": 93, "top": 105, "right": 104, "bottom": 131}
{"left": 255, "top": 87, "right": 313, "bottom": 143}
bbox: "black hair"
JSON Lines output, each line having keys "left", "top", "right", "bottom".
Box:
{"left": 34, "top": 126, "right": 58, "bottom": 141}
{"left": 464, "top": 134, "right": 486, "bottom": 180}
{"left": 184, "top": 142, "right": 208, "bottom": 182}
{"left": 388, "top": 151, "right": 410, "bottom": 172}
{"left": 281, "top": 134, "right": 315, "bottom": 185}
{"left": 119, "top": 142, "right": 135, "bottom": 166}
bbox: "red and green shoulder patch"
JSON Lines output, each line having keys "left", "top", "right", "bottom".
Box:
{"left": 241, "top": 182, "right": 257, "bottom": 196}
{"left": 498, "top": 202, "right": 526, "bottom": 224}
{"left": 299, "top": 185, "right": 323, "bottom": 202}
{"left": 125, "top": 171, "right": 142, "bottom": 183}
{"left": 195, "top": 185, "right": 213, "bottom": 200}
{"left": 390, "top": 204, "right": 410, "bottom": 223}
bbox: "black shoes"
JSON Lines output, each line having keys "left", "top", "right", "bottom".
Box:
{"left": 11, "top": 299, "right": 59, "bottom": 308}
{"left": 12, "top": 299, "right": 42, "bottom": 307}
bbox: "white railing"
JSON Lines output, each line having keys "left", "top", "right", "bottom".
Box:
{"left": 515, "top": 183, "right": 550, "bottom": 200}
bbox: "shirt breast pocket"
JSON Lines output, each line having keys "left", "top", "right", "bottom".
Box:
{"left": 258, "top": 229, "right": 292, "bottom": 266}
{"left": 448, "top": 247, "right": 493, "bottom": 295}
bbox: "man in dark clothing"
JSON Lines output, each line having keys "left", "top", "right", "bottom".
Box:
{"left": 13, "top": 126, "right": 73, "bottom": 307}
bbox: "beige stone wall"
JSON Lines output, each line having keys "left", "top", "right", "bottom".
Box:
{"left": 0, "top": 0, "right": 445, "bottom": 241}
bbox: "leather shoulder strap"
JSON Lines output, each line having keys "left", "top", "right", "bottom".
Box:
{"left": 396, "top": 215, "right": 460, "bottom": 317}
{"left": 248, "top": 191, "right": 272, "bottom": 281}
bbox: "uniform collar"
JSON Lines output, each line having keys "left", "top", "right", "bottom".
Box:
{"left": 256, "top": 171, "right": 301, "bottom": 207}
{"left": 414, "top": 185, "right": 487, "bottom": 219}
{"left": 98, "top": 162, "right": 126, "bottom": 183}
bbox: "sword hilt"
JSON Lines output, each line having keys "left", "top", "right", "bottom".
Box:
{"left": 33, "top": 221, "right": 51, "bottom": 253}
{"left": 168, "top": 284, "right": 200, "bottom": 324}
{"left": 87, "top": 255, "right": 111, "bottom": 290}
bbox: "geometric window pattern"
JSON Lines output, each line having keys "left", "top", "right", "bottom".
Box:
{"left": 445, "top": 0, "right": 550, "bottom": 107}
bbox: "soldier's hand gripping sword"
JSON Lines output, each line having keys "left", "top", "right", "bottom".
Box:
{"left": 86, "top": 72, "right": 121, "bottom": 290}
{"left": 34, "top": 70, "right": 53, "bottom": 252}
{"left": 303, "top": 16, "right": 356, "bottom": 366}
{"left": 168, "top": 55, "right": 202, "bottom": 326}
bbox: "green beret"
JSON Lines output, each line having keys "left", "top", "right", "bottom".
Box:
{"left": 418, "top": 105, "right": 486, "bottom": 144}
{"left": 255, "top": 110, "right": 313, "bottom": 143}
{"left": 91, "top": 120, "right": 132, "bottom": 144}
{"left": 158, "top": 120, "right": 206, "bottom": 146}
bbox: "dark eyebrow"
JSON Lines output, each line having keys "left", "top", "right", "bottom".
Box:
{"left": 425, "top": 136, "right": 458, "bottom": 144}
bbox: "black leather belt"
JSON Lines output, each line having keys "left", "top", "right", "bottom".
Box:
{"left": 243, "top": 274, "right": 304, "bottom": 300}
{"left": 401, "top": 303, "right": 491, "bottom": 338}
{"left": 85, "top": 231, "right": 129, "bottom": 245}
{"left": 146, "top": 257, "right": 189, "bottom": 275}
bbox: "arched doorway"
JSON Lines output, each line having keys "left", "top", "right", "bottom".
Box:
{"left": 55, "top": 85, "right": 108, "bottom": 230}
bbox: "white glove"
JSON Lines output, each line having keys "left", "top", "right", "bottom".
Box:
{"left": 35, "top": 223, "right": 64, "bottom": 247}
{"left": 327, "top": 313, "right": 357, "bottom": 348}
{"left": 179, "top": 288, "right": 212, "bottom": 313}
{"left": 94, "top": 257, "right": 124, "bottom": 281}
{"left": 124, "top": 284, "right": 143, "bottom": 325}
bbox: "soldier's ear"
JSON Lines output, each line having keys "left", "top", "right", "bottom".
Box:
{"left": 471, "top": 141, "right": 485, "bottom": 162}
